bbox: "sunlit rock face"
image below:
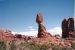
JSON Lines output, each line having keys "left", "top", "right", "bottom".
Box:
{"left": 36, "top": 12, "right": 51, "bottom": 38}
{"left": 62, "top": 18, "right": 75, "bottom": 38}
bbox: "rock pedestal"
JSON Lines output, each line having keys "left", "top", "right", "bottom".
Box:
{"left": 36, "top": 12, "right": 50, "bottom": 38}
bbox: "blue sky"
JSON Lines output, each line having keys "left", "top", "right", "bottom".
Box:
{"left": 0, "top": 0, "right": 74, "bottom": 32}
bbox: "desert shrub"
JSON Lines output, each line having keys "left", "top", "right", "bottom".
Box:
{"left": 9, "top": 40, "right": 16, "bottom": 50}
{"left": 62, "top": 47, "right": 67, "bottom": 50}
{"left": 71, "top": 42, "right": 75, "bottom": 49}
{"left": 72, "top": 34, "right": 75, "bottom": 38}
{"left": 23, "top": 41, "right": 51, "bottom": 50}
{"left": 27, "top": 41, "right": 40, "bottom": 50}
{"left": 40, "top": 44, "right": 50, "bottom": 50}
{"left": 52, "top": 45, "right": 62, "bottom": 50}
{"left": 0, "top": 40, "right": 6, "bottom": 50}
{"left": 62, "top": 47, "right": 73, "bottom": 50}
{"left": 39, "top": 42, "right": 51, "bottom": 50}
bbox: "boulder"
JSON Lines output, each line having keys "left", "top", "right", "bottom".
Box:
{"left": 36, "top": 12, "right": 43, "bottom": 24}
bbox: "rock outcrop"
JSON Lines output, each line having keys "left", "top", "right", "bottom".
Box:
{"left": 36, "top": 12, "right": 51, "bottom": 38}
{"left": 62, "top": 18, "right": 75, "bottom": 38}
{"left": 0, "top": 29, "right": 14, "bottom": 41}
{"left": 0, "top": 29, "right": 33, "bottom": 41}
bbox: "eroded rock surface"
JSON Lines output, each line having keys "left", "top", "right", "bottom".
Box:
{"left": 36, "top": 12, "right": 51, "bottom": 38}
{"left": 62, "top": 18, "right": 75, "bottom": 38}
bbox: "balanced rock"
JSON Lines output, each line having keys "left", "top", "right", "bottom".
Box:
{"left": 62, "top": 18, "right": 75, "bottom": 38}
{"left": 36, "top": 12, "right": 51, "bottom": 38}
{"left": 36, "top": 12, "right": 43, "bottom": 24}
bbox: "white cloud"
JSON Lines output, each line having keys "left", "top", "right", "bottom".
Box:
{"left": 12, "top": 27, "right": 62, "bottom": 37}
{"left": 27, "top": 26, "right": 35, "bottom": 31}
{"left": 48, "top": 27, "right": 62, "bottom": 36}
{"left": 12, "top": 31, "right": 38, "bottom": 37}
{"left": 12, "top": 26, "right": 38, "bottom": 37}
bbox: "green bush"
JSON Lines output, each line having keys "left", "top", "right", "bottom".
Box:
{"left": 40, "top": 44, "right": 50, "bottom": 50}
{"left": 9, "top": 40, "right": 16, "bottom": 50}
{"left": 0, "top": 40, "right": 6, "bottom": 50}
{"left": 62, "top": 47, "right": 73, "bottom": 50}
{"left": 27, "top": 41, "right": 40, "bottom": 50}
{"left": 40, "top": 42, "right": 51, "bottom": 50}
{"left": 23, "top": 41, "right": 51, "bottom": 50}
{"left": 71, "top": 34, "right": 75, "bottom": 38}
{"left": 52, "top": 45, "right": 62, "bottom": 50}
{"left": 71, "top": 42, "right": 75, "bottom": 49}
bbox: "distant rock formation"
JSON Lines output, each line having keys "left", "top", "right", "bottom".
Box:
{"left": 36, "top": 12, "right": 51, "bottom": 38}
{"left": 15, "top": 34, "right": 22, "bottom": 38}
{"left": 0, "top": 29, "right": 14, "bottom": 41}
{"left": 62, "top": 18, "right": 75, "bottom": 38}
{"left": 0, "top": 29, "right": 33, "bottom": 41}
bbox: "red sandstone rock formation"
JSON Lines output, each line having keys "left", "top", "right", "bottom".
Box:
{"left": 36, "top": 12, "right": 43, "bottom": 24}
{"left": 0, "top": 29, "right": 14, "bottom": 41}
{"left": 62, "top": 18, "right": 75, "bottom": 38}
{"left": 36, "top": 12, "right": 51, "bottom": 38}
{"left": 0, "top": 29, "right": 34, "bottom": 41}
{"left": 0, "top": 16, "right": 75, "bottom": 47}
